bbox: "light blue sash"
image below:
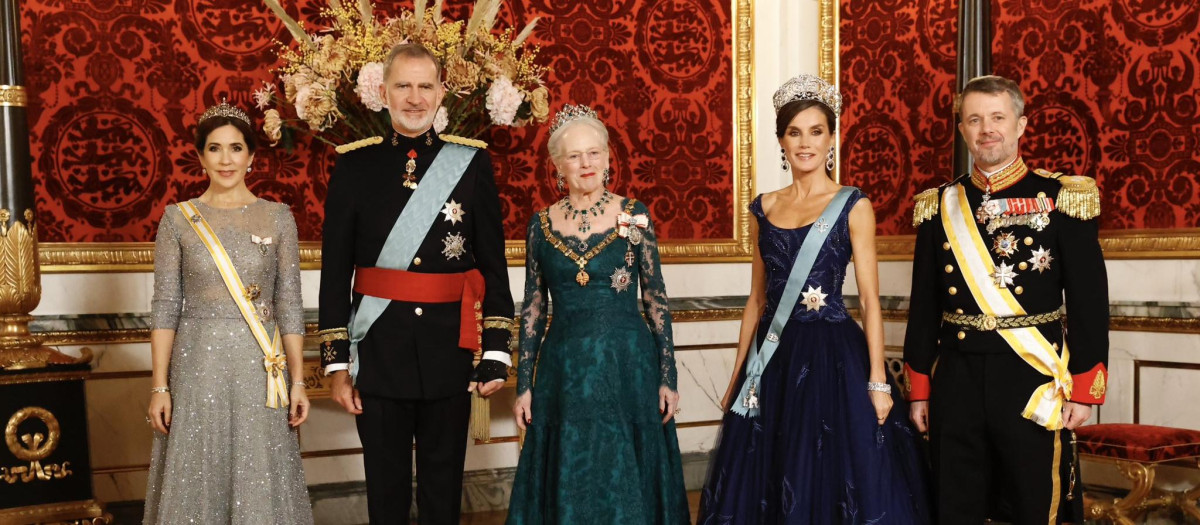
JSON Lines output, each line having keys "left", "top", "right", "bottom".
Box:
{"left": 347, "top": 143, "right": 477, "bottom": 380}
{"left": 731, "top": 186, "right": 856, "bottom": 417}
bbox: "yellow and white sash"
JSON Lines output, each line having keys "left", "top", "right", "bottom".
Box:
{"left": 177, "top": 201, "right": 289, "bottom": 409}
{"left": 942, "top": 185, "right": 1072, "bottom": 430}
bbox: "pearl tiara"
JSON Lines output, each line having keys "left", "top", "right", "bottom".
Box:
{"left": 549, "top": 104, "right": 600, "bottom": 135}
{"left": 772, "top": 74, "right": 842, "bottom": 117}
{"left": 199, "top": 98, "right": 251, "bottom": 127}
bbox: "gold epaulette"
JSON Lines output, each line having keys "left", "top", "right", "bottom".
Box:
{"left": 912, "top": 187, "right": 940, "bottom": 227}
{"left": 1034, "top": 168, "right": 1101, "bottom": 220}
{"left": 334, "top": 136, "right": 383, "bottom": 154}
{"left": 439, "top": 134, "right": 488, "bottom": 149}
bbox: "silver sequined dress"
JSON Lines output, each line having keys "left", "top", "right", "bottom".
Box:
{"left": 143, "top": 198, "right": 313, "bottom": 524}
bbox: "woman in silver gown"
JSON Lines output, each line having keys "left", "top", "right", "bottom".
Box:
{"left": 143, "top": 101, "right": 313, "bottom": 524}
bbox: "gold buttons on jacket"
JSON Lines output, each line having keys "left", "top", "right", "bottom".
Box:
{"left": 1024, "top": 237, "right": 1034, "bottom": 246}
{"left": 1019, "top": 262, "right": 1029, "bottom": 271}
{"left": 945, "top": 265, "right": 954, "bottom": 273}
{"left": 957, "top": 331, "right": 966, "bottom": 340}
{"left": 955, "top": 308, "right": 964, "bottom": 314}
{"left": 943, "top": 242, "right": 951, "bottom": 251}
{"left": 414, "top": 307, "right": 424, "bottom": 316}
{"left": 1037, "top": 192, "right": 1047, "bottom": 198}
{"left": 949, "top": 286, "right": 958, "bottom": 295}
{"left": 413, "top": 257, "right": 422, "bottom": 266}
{"left": 1015, "top": 286, "right": 1024, "bottom": 295}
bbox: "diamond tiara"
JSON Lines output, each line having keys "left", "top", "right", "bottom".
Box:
{"left": 199, "top": 98, "right": 251, "bottom": 127}
{"left": 772, "top": 74, "right": 843, "bottom": 117}
{"left": 549, "top": 104, "right": 600, "bottom": 135}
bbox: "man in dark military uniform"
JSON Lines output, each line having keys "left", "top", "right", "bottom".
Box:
{"left": 903, "top": 75, "right": 1109, "bottom": 524}
{"left": 317, "top": 43, "right": 514, "bottom": 524}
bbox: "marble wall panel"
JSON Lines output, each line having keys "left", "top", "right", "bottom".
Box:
{"left": 92, "top": 470, "right": 149, "bottom": 504}
{"left": 297, "top": 399, "right": 361, "bottom": 452}
{"left": 85, "top": 377, "right": 155, "bottom": 469}
{"left": 36, "top": 272, "right": 151, "bottom": 316}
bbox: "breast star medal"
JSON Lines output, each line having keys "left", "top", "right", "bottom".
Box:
{"left": 441, "top": 232, "right": 466, "bottom": 260}
{"left": 801, "top": 285, "right": 828, "bottom": 311}
{"left": 403, "top": 149, "right": 419, "bottom": 190}
{"left": 991, "top": 261, "right": 1016, "bottom": 288}
{"left": 610, "top": 267, "right": 632, "bottom": 293}
{"left": 992, "top": 231, "right": 1018, "bottom": 258}
{"left": 1028, "top": 246, "right": 1054, "bottom": 273}
{"left": 441, "top": 199, "right": 465, "bottom": 224}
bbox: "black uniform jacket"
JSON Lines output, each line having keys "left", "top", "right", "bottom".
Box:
{"left": 319, "top": 131, "right": 514, "bottom": 400}
{"left": 903, "top": 160, "right": 1109, "bottom": 405}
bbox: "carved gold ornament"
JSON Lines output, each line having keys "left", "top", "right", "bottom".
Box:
{"left": 5, "top": 407, "right": 59, "bottom": 461}
{"left": 2, "top": 406, "right": 73, "bottom": 484}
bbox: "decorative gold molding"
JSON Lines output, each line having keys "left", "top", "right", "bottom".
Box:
{"left": 0, "top": 499, "right": 109, "bottom": 524}
{"left": 818, "top": 0, "right": 838, "bottom": 84}
{"left": 0, "top": 85, "right": 27, "bottom": 108}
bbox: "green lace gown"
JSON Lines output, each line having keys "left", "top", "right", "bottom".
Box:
{"left": 506, "top": 199, "right": 690, "bottom": 524}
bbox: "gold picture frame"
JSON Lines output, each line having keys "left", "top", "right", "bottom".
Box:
{"left": 820, "top": 0, "right": 1200, "bottom": 261}
{"left": 37, "top": 0, "right": 757, "bottom": 273}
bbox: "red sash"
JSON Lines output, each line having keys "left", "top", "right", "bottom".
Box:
{"left": 353, "top": 266, "right": 484, "bottom": 352}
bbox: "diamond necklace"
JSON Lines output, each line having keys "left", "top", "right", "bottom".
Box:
{"left": 559, "top": 190, "right": 613, "bottom": 233}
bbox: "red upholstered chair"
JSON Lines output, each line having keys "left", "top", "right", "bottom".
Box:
{"left": 1075, "top": 424, "right": 1200, "bottom": 524}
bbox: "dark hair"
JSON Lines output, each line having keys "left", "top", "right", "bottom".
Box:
{"left": 957, "top": 75, "right": 1025, "bottom": 118}
{"left": 194, "top": 116, "right": 257, "bottom": 153}
{"left": 775, "top": 99, "right": 836, "bottom": 138}
{"left": 383, "top": 43, "right": 443, "bottom": 80}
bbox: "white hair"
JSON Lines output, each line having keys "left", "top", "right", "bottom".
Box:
{"left": 547, "top": 116, "right": 610, "bottom": 164}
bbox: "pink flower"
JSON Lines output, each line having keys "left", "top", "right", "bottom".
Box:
{"left": 485, "top": 76, "right": 523, "bottom": 126}
{"left": 355, "top": 62, "right": 387, "bottom": 112}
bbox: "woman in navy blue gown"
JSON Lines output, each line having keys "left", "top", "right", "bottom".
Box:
{"left": 698, "top": 75, "right": 930, "bottom": 524}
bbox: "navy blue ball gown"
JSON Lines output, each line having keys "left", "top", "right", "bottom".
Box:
{"left": 698, "top": 190, "right": 931, "bottom": 524}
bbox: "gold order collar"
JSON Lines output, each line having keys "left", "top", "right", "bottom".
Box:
{"left": 971, "top": 157, "right": 1028, "bottom": 193}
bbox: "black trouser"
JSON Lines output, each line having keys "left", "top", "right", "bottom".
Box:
{"left": 356, "top": 393, "right": 471, "bottom": 525}
{"left": 929, "top": 348, "right": 1082, "bottom": 524}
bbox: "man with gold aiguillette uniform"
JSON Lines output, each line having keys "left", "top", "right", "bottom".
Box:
{"left": 903, "top": 75, "right": 1109, "bottom": 524}
{"left": 317, "top": 44, "right": 515, "bottom": 524}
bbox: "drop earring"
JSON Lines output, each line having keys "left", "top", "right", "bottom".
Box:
{"left": 781, "top": 149, "right": 790, "bottom": 171}
{"left": 246, "top": 167, "right": 252, "bottom": 173}
{"left": 556, "top": 173, "right": 565, "bottom": 193}
{"left": 603, "top": 168, "right": 611, "bottom": 186}
{"left": 826, "top": 147, "right": 835, "bottom": 172}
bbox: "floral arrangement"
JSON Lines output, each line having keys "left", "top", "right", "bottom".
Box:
{"left": 258, "top": 0, "right": 550, "bottom": 148}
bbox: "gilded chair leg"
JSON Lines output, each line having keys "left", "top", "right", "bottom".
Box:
{"left": 1108, "top": 461, "right": 1155, "bottom": 523}
{"left": 1175, "top": 482, "right": 1200, "bottom": 522}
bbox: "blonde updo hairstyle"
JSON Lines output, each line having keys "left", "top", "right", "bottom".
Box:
{"left": 547, "top": 116, "right": 610, "bottom": 169}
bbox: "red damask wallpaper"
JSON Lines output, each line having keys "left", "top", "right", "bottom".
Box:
{"left": 21, "top": 0, "right": 734, "bottom": 242}
{"left": 840, "top": 0, "right": 1200, "bottom": 235}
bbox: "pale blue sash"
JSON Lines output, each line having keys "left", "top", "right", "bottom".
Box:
{"left": 731, "top": 186, "right": 856, "bottom": 417}
{"left": 348, "top": 143, "right": 477, "bottom": 380}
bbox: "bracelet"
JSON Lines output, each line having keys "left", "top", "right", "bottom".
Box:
{"left": 867, "top": 382, "right": 891, "bottom": 394}
{"left": 150, "top": 386, "right": 170, "bottom": 394}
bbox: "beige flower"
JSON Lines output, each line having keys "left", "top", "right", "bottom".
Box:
{"left": 263, "top": 109, "right": 283, "bottom": 145}
{"left": 304, "top": 93, "right": 338, "bottom": 131}
{"left": 444, "top": 55, "right": 481, "bottom": 92}
{"left": 529, "top": 86, "right": 549, "bottom": 121}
